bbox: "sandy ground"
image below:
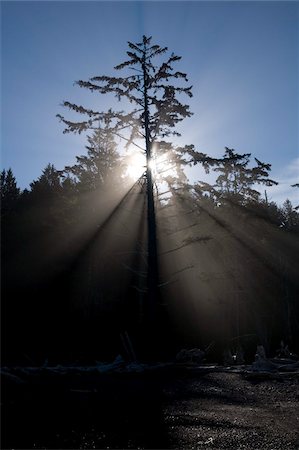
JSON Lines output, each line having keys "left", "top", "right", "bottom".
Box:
{"left": 164, "top": 371, "right": 299, "bottom": 449}
{"left": 2, "top": 367, "right": 299, "bottom": 449}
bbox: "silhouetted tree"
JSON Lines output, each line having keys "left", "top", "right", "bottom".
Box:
{"left": 30, "top": 163, "right": 62, "bottom": 198}
{"left": 1, "top": 168, "right": 20, "bottom": 213}
{"left": 27, "top": 163, "right": 80, "bottom": 239}
{"left": 193, "top": 148, "right": 278, "bottom": 206}
{"left": 57, "top": 36, "right": 195, "bottom": 327}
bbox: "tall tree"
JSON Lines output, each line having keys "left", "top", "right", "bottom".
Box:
{"left": 57, "top": 36, "right": 194, "bottom": 323}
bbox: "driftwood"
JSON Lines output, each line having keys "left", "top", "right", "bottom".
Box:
{"left": 247, "top": 345, "right": 299, "bottom": 379}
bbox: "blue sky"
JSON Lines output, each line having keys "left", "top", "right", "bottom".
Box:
{"left": 1, "top": 1, "right": 298, "bottom": 205}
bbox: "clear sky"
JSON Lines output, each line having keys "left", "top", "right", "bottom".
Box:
{"left": 1, "top": 1, "right": 298, "bottom": 205}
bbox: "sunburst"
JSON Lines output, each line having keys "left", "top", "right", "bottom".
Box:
{"left": 126, "top": 149, "right": 177, "bottom": 182}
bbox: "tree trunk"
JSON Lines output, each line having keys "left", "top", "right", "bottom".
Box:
{"left": 142, "top": 56, "right": 159, "bottom": 326}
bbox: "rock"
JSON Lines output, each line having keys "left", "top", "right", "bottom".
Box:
{"left": 176, "top": 348, "right": 205, "bottom": 364}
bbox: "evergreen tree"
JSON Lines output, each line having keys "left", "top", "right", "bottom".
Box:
{"left": 281, "top": 199, "right": 299, "bottom": 231}
{"left": 28, "top": 163, "right": 66, "bottom": 232}
{"left": 30, "top": 164, "right": 62, "bottom": 198}
{"left": 57, "top": 36, "right": 195, "bottom": 324}
{"left": 193, "top": 147, "right": 278, "bottom": 206}
{"left": 0, "top": 168, "right": 20, "bottom": 213}
{"left": 64, "top": 124, "right": 123, "bottom": 193}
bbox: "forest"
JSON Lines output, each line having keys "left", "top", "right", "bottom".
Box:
{"left": 2, "top": 36, "right": 299, "bottom": 366}
{"left": 2, "top": 148, "right": 299, "bottom": 365}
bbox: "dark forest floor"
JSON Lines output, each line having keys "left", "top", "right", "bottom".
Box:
{"left": 2, "top": 365, "right": 299, "bottom": 449}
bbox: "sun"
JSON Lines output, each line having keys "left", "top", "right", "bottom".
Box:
{"left": 125, "top": 149, "right": 178, "bottom": 182}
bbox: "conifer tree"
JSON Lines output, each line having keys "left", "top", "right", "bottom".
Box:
{"left": 281, "top": 199, "right": 299, "bottom": 231}
{"left": 57, "top": 36, "right": 194, "bottom": 322}
{"left": 0, "top": 168, "right": 20, "bottom": 213}
{"left": 64, "top": 124, "right": 123, "bottom": 193}
{"left": 30, "top": 164, "right": 62, "bottom": 198}
{"left": 192, "top": 147, "right": 278, "bottom": 206}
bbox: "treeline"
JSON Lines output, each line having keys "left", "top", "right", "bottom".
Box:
{"left": 1, "top": 137, "right": 299, "bottom": 364}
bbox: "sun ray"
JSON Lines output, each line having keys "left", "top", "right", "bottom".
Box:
{"left": 125, "top": 148, "right": 178, "bottom": 183}
{"left": 125, "top": 151, "right": 146, "bottom": 181}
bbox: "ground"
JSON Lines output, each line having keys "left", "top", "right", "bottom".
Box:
{"left": 2, "top": 366, "right": 299, "bottom": 449}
